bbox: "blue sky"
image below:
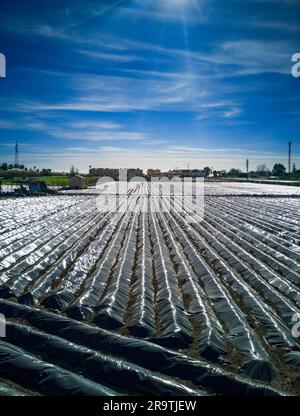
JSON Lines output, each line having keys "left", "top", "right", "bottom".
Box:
{"left": 0, "top": 0, "right": 299, "bottom": 172}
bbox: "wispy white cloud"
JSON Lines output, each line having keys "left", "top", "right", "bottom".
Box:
{"left": 12, "top": 70, "right": 207, "bottom": 114}
{"left": 78, "top": 49, "right": 145, "bottom": 63}
{"left": 49, "top": 129, "right": 148, "bottom": 142}
{"left": 70, "top": 120, "right": 121, "bottom": 130}
{"left": 0, "top": 116, "right": 150, "bottom": 143}
{"left": 115, "top": 1, "right": 208, "bottom": 24}
{"left": 223, "top": 107, "right": 241, "bottom": 118}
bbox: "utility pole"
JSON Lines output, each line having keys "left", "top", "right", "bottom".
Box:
{"left": 288, "top": 141, "right": 292, "bottom": 175}
{"left": 14, "top": 141, "right": 19, "bottom": 167}
{"left": 246, "top": 159, "right": 249, "bottom": 177}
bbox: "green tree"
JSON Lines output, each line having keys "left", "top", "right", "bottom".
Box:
{"left": 41, "top": 168, "right": 52, "bottom": 176}
{"left": 272, "top": 163, "right": 286, "bottom": 177}
{"left": 203, "top": 166, "right": 211, "bottom": 177}
{"left": 228, "top": 168, "right": 242, "bottom": 177}
{"left": 256, "top": 164, "right": 270, "bottom": 178}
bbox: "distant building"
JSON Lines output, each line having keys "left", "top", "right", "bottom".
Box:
{"left": 69, "top": 175, "right": 86, "bottom": 189}
{"left": 89, "top": 168, "right": 119, "bottom": 178}
{"left": 128, "top": 168, "right": 144, "bottom": 180}
{"left": 168, "top": 169, "right": 204, "bottom": 179}
{"left": 147, "top": 169, "right": 161, "bottom": 177}
{"left": 90, "top": 168, "right": 144, "bottom": 181}
{"left": 168, "top": 169, "right": 186, "bottom": 178}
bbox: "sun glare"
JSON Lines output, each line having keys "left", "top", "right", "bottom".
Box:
{"left": 163, "top": 0, "right": 190, "bottom": 8}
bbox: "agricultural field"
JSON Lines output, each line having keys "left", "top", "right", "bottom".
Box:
{"left": 0, "top": 182, "right": 299, "bottom": 396}
{"left": 0, "top": 176, "right": 69, "bottom": 186}
{"left": 0, "top": 175, "right": 98, "bottom": 187}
